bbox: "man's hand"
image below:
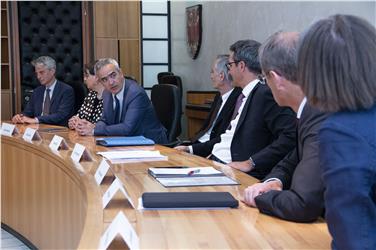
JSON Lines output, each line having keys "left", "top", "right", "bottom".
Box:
{"left": 68, "top": 116, "right": 79, "bottom": 130}
{"left": 12, "top": 114, "right": 24, "bottom": 124}
{"left": 174, "top": 145, "right": 189, "bottom": 153}
{"left": 76, "top": 119, "right": 95, "bottom": 136}
{"left": 227, "top": 160, "right": 254, "bottom": 172}
{"left": 22, "top": 116, "right": 38, "bottom": 124}
{"left": 242, "top": 181, "right": 283, "bottom": 207}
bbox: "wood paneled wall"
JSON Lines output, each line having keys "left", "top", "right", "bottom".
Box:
{"left": 93, "top": 1, "right": 140, "bottom": 82}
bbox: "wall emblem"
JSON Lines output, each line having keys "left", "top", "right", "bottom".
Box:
{"left": 186, "top": 5, "right": 202, "bottom": 60}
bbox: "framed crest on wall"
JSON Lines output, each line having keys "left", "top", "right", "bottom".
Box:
{"left": 186, "top": 4, "right": 202, "bottom": 59}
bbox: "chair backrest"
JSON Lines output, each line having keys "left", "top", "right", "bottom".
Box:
{"left": 151, "top": 84, "right": 182, "bottom": 143}
{"left": 158, "top": 75, "right": 183, "bottom": 100}
{"left": 157, "top": 72, "right": 174, "bottom": 84}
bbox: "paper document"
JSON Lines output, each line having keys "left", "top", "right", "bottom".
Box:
{"left": 148, "top": 167, "right": 224, "bottom": 178}
{"left": 156, "top": 176, "right": 239, "bottom": 187}
{"left": 97, "top": 150, "right": 167, "bottom": 164}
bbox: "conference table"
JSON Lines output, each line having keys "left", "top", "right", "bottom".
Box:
{"left": 1, "top": 123, "right": 331, "bottom": 249}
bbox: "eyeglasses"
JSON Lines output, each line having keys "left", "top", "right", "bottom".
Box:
{"left": 99, "top": 71, "right": 118, "bottom": 83}
{"left": 226, "top": 60, "right": 240, "bottom": 70}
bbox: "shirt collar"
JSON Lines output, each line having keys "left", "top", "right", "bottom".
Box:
{"left": 113, "top": 81, "right": 125, "bottom": 100}
{"left": 297, "top": 97, "right": 307, "bottom": 119}
{"left": 242, "top": 78, "right": 259, "bottom": 97}
{"left": 221, "top": 88, "right": 233, "bottom": 102}
{"left": 46, "top": 79, "right": 57, "bottom": 92}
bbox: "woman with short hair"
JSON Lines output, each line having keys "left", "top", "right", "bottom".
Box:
{"left": 297, "top": 14, "right": 376, "bottom": 250}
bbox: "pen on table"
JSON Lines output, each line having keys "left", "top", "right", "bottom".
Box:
{"left": 188, "top": 169, "right": 200, "bottom": 176}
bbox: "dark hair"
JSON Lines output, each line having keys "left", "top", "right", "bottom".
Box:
{"left": 297, "top": 14, "right": 376, "bottom": 112}
{"left": 259, "top": 31, "right": 299, "bottom": 82}
{"left": 84, "top": 60, "right": 98, "bottom": 75}
{"left": 230, "top": 39, "right": 262, "bottom": 74}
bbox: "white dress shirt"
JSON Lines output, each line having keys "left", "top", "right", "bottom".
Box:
{"left": 211, "top": 79, "right": 259, "bottom": 163}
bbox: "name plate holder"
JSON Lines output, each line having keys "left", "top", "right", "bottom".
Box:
{"left": 102, "top": 177, "right": 135, "bottom": 209}
{"left": 22, "top": 127, "right": 42, "bottom": 142}
{"left": 1, "top": 123, "right": 19, "bottom": 137}
{"left": 95, "top": 159, "right": 111, "bottom": 185}
{"left": 71, "top": 143, "right": 93, "bottom": 163}
{"left": 49, "top": 135, "right": 69, "bottom": 151}
{"left": 98, "top": 211, "right": 139, "bottom": 250}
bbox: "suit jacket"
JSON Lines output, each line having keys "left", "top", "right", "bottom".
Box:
{"left": 201, "top": 82, "right": 296, "bottom": 179}
{"left": 192, "top": 87, "right": 242, "bottom": 157}
{"left": 94, "top": 78, "right": 168, "bottom": 144}
{"left": 230, "top": 82, "right": 296, "bottom": 179}
{"left": 319, "top": 103, "right": 376, "bottom": 250}
{"left": 22, "top": 80, "right": 75, "bottom": 126}
{"left": 255, "top": 104, "right": 329, "bottom": 222}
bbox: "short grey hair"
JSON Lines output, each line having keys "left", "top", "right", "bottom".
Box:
{"left": 215, "top": 54, "right": 231, "bottom": 82}
{"left": 31, "top": 56, "right": 56, "bottom": 70}
{"left": 94, "top": 58, "right": 120, "bottom": 74}
{"left": 259, "top": 31, "right": 299, "bottom": 82}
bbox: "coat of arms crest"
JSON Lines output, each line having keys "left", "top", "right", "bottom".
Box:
{"left": 186, "top": 5, "right": 202, "bottom": 59}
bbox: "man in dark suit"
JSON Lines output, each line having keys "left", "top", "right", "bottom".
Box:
{"left": 209, "top": 40, "right": 296, "bottom": 180}
{"left": 76, "top": 58, "right": 167, "bottom": 144}
{"left": 175, "top": 55, "right": 242, "bottom": 157}
{"left": 242, "top": 31, "right": 328, "bottom": 222}
{"left": 12, "top": 56, "right": 75, "bottom": 126}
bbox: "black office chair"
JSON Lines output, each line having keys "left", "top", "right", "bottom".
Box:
{"left": 157, "top": 72, "right": 174, "bottom": 84}
{"left": 151, "top": 84, "right": 182, "bottom": 147}
{"left": 158, "top": 75, "right": 183, "bottom": 100}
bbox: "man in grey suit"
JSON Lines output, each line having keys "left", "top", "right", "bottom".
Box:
{"left": 242, "top": 31, "right": 328, "bottom": 222}
{"left": 76, "top": 58, "right": 167, "bottom": 144}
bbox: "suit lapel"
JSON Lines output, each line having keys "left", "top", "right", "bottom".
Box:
{"left": 50, "top": 81, "right": 60, "bottom": 106}
{"left": 36, "top": 87, "right": 45, "bottom": 115}
{"left": 234, "top": 83, "right": 260, "bottom": 135}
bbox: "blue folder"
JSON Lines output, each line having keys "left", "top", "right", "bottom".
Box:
{"left": 96, "top": 136, "right": 155, "bottom": 147}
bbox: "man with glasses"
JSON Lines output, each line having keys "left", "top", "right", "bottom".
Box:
{"left": 76, "top": 58, "right": 168, "bottom": 144}
{"left": 210, "top": 40, "right": 296, "bottom": 180}
{"left": 11, "top": 56, "right": 75, "bottom": 126}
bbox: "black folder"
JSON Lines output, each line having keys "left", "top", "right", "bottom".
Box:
{"left": 142, "top": 192, "right": 239, "bottom": 208}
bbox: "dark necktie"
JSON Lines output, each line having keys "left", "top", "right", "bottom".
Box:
{"left": 230, "top": 93, "right": 245, "bottom": 121}
{"left": 114, "top": 95, "right": 120, "bottom": 123}
{"left": 43, "top": 88, "right": 51, "bottom": 115}
{"left": 227, "top": 93, "right": 245, "bottom": 130}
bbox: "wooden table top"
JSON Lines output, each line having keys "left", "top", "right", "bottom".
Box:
{"left": 1, "top": 123, "right": 331, "bottom": 249}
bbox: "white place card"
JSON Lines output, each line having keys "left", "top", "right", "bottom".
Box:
{"left": 71, "top": 143, "right": 92, "bottom": 163}
{"left": 98, "top": 211, "right": 139, "bottom": 250}
{"left": 102, "top": 177, "right": 135, "bottom": 209}
{"left": 1, "top": 123, "right": 19, "bottom": 136}
{"left": 49, "top": 135, "right": 69, "bottom": 151}
{"left": 22, "top": 127, "right": 41, "bottom": 142}
{"left": 95, "top": 159, "right": 111, "bottom": 185}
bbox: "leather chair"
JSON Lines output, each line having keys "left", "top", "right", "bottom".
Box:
{"left": 151, "top": 84, "right": 182, "bottom": 146}
{"left": 158, "top": 75, "right": 183, "bottom": 100}
{"left": 157, "top": 72, "right": 174, "bottom": 84}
